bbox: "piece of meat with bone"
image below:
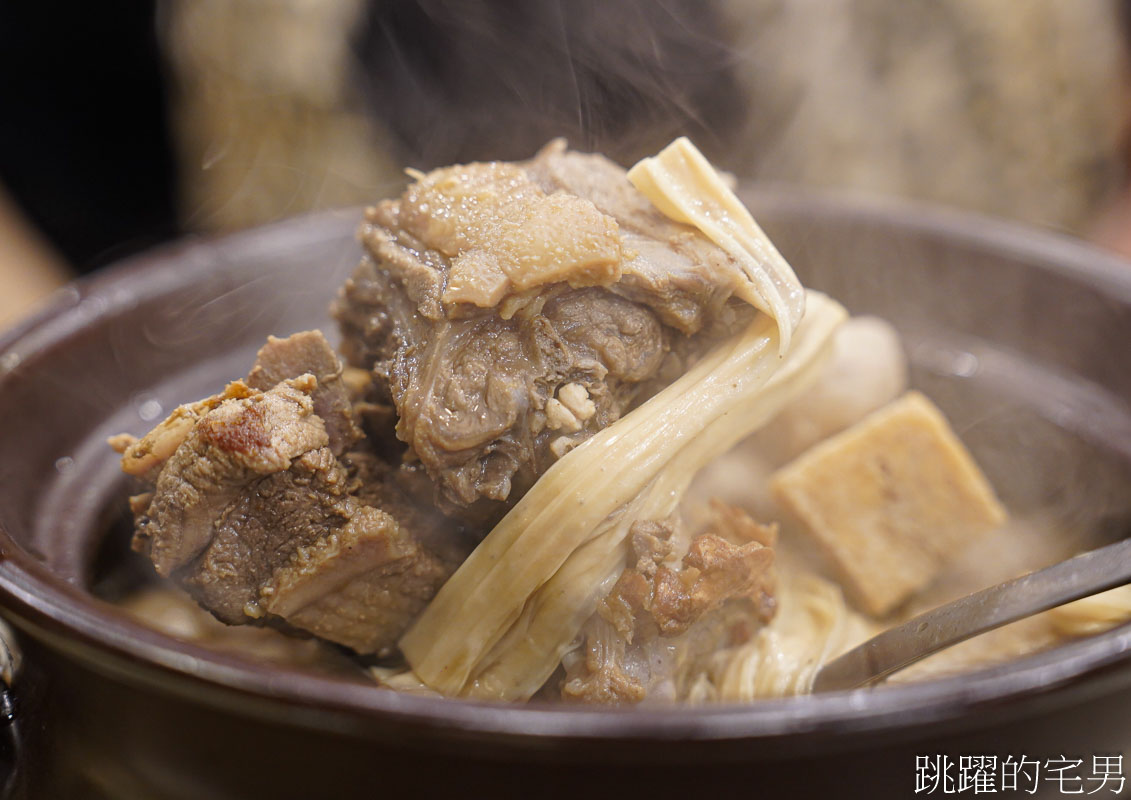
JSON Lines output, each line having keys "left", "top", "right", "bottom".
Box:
{"left": 561, "top": 501, "right": 777, "bottom": 704}
{"left": 116, "top": 331, "right": 467, "bottom": 656}
{"left": 333, "top": 140, "right": 754, "bottom": 519}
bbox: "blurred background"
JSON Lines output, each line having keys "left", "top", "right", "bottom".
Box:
{"left": 2, "top": 0, "right": 1130, "bottom": 329}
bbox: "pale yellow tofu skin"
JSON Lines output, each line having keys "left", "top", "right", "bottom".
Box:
{"left": 770, "top": 391, "right": 1007, "bottom": 617}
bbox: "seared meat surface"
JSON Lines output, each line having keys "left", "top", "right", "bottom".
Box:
{"left": 137, "top": 376, "right": 328, "bottom": 579}
{"left": 121, "top": 332, "right": 467, "bottom": 656}
{"left": 335, "top": 140, "right": 751, "bottom": 518}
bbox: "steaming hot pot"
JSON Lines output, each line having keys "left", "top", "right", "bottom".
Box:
{"left": 0, "top": 188, "right": 1130, "bottom": 798}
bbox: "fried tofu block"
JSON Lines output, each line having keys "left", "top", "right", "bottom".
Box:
{"left": 770, "top": 391, "right": 1006, "bottom": 616}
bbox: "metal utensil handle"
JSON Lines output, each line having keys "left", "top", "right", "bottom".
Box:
{"left": 812, "top": 537, "right": 1131, "bottom": 692}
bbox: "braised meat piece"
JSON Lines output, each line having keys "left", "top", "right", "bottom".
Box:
{"left": 119, "top": 332, "right": 468, "bottom": 656}
{"left": 245, "top": 331, "right": 362, "bottom": 455}
{"left": 334, "top": 141, "right": 752, "bottom": 519}
{"left": 561, "top": 502, "right": 777, "bottom": 704}
{"left": 134, "top": 376, "right": 329, "bottom": 578}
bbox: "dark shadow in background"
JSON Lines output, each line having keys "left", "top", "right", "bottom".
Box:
{"left": 352, "top": 0, "right": 747, "bottom": 170}
{"left": 0, "top": 1, "right": 744, "bottom": 272}
{"left": 0, "top": 1, "right": 179, "bottom": 273}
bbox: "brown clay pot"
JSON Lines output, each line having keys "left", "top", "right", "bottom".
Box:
{"left": 1, "top": 191, "right": 1130, "bottom": 798}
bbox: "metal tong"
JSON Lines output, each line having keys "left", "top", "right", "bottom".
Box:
{"left": 812, "top": 537, "right": 1131, "bottom": 692}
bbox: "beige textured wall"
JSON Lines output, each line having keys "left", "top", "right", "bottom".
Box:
{"left": 722, "top": 0, "right": 1128, "bottom": 231}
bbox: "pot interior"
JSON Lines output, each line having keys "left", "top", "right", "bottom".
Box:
{"left": 1, "top": 191, "right": 1131, "bottom": 732}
